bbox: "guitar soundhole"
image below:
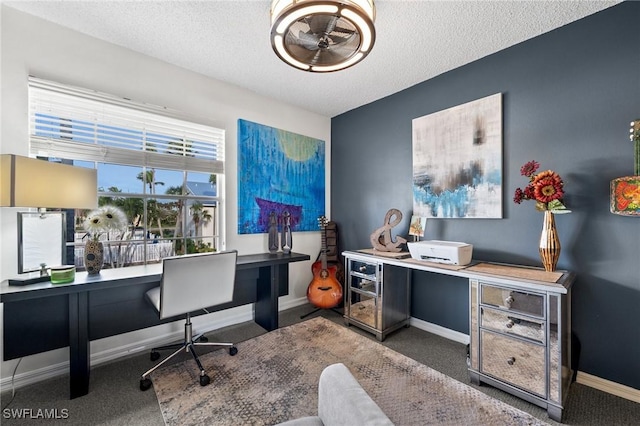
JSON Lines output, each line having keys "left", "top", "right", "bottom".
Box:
{"left": 320, "top": 270, "right": 329, "bottom": 279}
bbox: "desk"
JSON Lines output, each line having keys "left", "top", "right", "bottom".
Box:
{"left": 1, "top": 252, "right": 310, "bottom": 399}
{"left": 342, "top": 250, "right": 575, "bottom": 421}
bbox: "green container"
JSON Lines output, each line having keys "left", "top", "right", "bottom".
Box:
{"left": 50, "top": 266, "right": 76, "bottom": 284}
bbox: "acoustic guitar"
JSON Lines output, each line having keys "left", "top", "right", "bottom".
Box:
{"left": 306, "top": 216, "right": 343, "bottom": 309}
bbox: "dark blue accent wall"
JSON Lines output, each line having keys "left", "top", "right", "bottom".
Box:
{"left": 331, "top": 2, "right": 640, "bottom": 389}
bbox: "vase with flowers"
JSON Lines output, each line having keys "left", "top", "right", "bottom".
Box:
{"left": 83, "top": 205, "right": 128, "bottom": 274}
{"left": 513, "top": 161, "right": 570, "bottom": 272}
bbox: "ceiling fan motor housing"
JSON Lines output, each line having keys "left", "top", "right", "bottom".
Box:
{"left": 270, "top": 0, "right": 376, "bottom": 72}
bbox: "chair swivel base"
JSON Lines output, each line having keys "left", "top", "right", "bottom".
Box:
{"left": 140, "top": 326, "right": 238, "bottom": 391}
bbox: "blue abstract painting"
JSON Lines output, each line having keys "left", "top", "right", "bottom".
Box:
{"left": 412, "top": 93, "right": 502, "bottom": 218}
{"left": 237, "top": 119, "right": 325, "bottom": 234}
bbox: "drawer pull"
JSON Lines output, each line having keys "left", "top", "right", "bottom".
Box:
{"left": 504, "top": 296, "right": 514, "bottom": 308}
{"left": 505, "top": 317, "right": 520, "bottom": 328}
{"left": 359, "top": 265, "right": 367, "bottom": 272}
{"left": 507, "top": 357, "right": 516, "bottom": 366}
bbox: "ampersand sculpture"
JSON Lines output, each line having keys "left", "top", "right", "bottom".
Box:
{"left": 370, "top": 208, "right": 407, "bottom": 252}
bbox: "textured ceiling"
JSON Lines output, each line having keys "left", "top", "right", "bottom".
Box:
{"left": 4, "top": 1, "right": 620, "bottom": 117}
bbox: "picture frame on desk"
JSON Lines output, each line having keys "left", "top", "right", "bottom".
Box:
{"left": 18, "top": 211, "right": 66, "bottom": 274}
{"left": 408, "top": 215, "right": 427, "bottom": 241}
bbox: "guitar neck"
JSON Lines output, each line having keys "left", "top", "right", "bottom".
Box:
{"left": 320, "top": 224, "right": 328, "bottom": 269}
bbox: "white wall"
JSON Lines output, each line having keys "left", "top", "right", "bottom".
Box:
{"left": 0, "top": 6, "right": 330, "bottom": 383}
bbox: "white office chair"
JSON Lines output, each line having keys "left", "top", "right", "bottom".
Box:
{"left": 140, "top": 250, "right": 239, "bottom": 391}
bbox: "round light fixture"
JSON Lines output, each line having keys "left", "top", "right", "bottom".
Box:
{"left": 270, "top": 0, "right": 376, "bottom": 72}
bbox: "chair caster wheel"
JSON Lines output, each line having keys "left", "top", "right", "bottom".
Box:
{"left": 198, "top": 335, "right": 208, "bottom": 343}
{"left": 150, "top": 351, "right": 160, "bottom": 361}
{"left": 140, "top": 378, "right": 152, "bottom": 391}
{"left": 229, "top": 346, "right": 238, "bottom": 356}
{"left": 200, "top": 374, "right": 210, "bottom": 386}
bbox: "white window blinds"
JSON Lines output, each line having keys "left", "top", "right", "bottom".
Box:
{"left": 28, "top": 77, "right": 225, "bottom": 174}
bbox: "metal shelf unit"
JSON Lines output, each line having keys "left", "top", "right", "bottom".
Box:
{"left": 343, "top": 254, "right": 410, "bottom": 341}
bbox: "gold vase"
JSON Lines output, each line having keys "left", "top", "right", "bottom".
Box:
{"left": 539, "top": 211, "right": 560, "bottom": 272}
{"left": 84, "top": 240, "right": 104, "bottom": 275}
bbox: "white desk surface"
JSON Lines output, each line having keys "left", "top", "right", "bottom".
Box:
{"left": 343, "top": 250, "right": 574, "bottom": 294}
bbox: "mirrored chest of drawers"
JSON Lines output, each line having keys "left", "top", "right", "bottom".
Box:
{"left": 468, "top": 270, "right": 574, "bottom": 422}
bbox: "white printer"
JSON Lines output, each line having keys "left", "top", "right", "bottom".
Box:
{"left": 407, "top": 240, "right": 473, "bottom": 266}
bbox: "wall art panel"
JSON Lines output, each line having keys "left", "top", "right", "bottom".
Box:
{"left": 237, "top": 119, "right": 325, "bottom": 234}
{"left": 412, "top": 93, "right": 502, "bottom": 218}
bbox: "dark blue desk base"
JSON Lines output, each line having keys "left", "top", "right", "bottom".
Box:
{"left": 1, "top": 252, "right": 310, "bottom": 399}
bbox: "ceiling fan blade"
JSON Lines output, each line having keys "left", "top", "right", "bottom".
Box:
{"left": 324, "top": 44, "right": 355, "bottom": 60}
{"left": 312, "top": 47, "right": 355, "bottom": 66}
{"left": 289, "top": 46, "right": 326, "bottom": 64}
{"left": 291, "top": 30, "right": 320, "bottom": 50}
{"left": 296, "top": 31, "right": 320, "bottom": 50}
{"left": 327, "top": 32, "right": 357, "bottom": 46}
{"left": 307, "top": 15, "right": 338, "bottom": 35}
{"left": 286, "top": 37, "right": 358, "bottom": 66}
{"left": 332, "top": 25, "right": 356, "bottom": 35}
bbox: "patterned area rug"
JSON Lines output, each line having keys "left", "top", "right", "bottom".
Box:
{"left": 152, "top": 317, "right": 548, "bottom": 425}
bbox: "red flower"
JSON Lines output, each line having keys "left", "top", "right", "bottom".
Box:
{"left": 523, "top": 185, "right": 535, "bottom": 200}
{"left": 532, "top": 170, "right": 564, "bottom": 203}
{"left": 520, "top": 160, "right": 540, "bottom": 177}
{"left": 513, "top": 188, "right": 524, "bottom": 204}
{"left": 513, "top": 161, "right": 570, "bottom": 213}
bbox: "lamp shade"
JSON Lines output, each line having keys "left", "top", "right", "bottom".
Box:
{"left": 0, "top": 154, "right": 97, "bottom": 209}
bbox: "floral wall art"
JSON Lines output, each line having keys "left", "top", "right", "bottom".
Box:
{"left": 237, "top": 119, "right": 325, "bottom": 234}
{"left": 412, "top": 93, "right": 503, "bottom": 218}
{"left": 610, "top": 119, "right": 640, "bottom": 216}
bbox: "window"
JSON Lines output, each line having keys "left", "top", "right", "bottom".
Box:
{"left": 28, "top": 77, "right": 225, "bottom": 271}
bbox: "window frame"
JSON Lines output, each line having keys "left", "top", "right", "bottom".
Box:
{"left": 28, "top": 77, "right": 226, "bottom": 270}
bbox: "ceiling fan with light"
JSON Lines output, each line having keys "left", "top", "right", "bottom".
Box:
{"left": 270, "top": 0, "right": 376, "bottom": 73}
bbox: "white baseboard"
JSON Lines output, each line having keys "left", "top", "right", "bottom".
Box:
{"left": 409, "top": 317, "right": 470, "bottom": 345}
{"left": 576, "top": 371, "right": 640, "bottom": 403}
{"left": 279, "top": 296, "right": 308, "bottom": 311}
{"left": 0, "top": 359, "right": 70, "bottom": 393}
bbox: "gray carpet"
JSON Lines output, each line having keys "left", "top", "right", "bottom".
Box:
{"left": 1, "top": 304, "right": 639, "bottom": 425}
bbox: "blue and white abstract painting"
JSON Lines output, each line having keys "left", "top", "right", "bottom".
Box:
{"left": 237, "top": 119, "right": 325, "bottom": 234}
{"left": 412, "top": 93, "right": 502, "bottom": 218}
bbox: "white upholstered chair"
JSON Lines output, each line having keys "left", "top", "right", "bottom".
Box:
{"left": 139, "top": 250, "right": 238, "bottom": 391}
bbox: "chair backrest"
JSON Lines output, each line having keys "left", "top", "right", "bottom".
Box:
{"left": 159, "top": 250, "right": 238, "bottom": 320}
